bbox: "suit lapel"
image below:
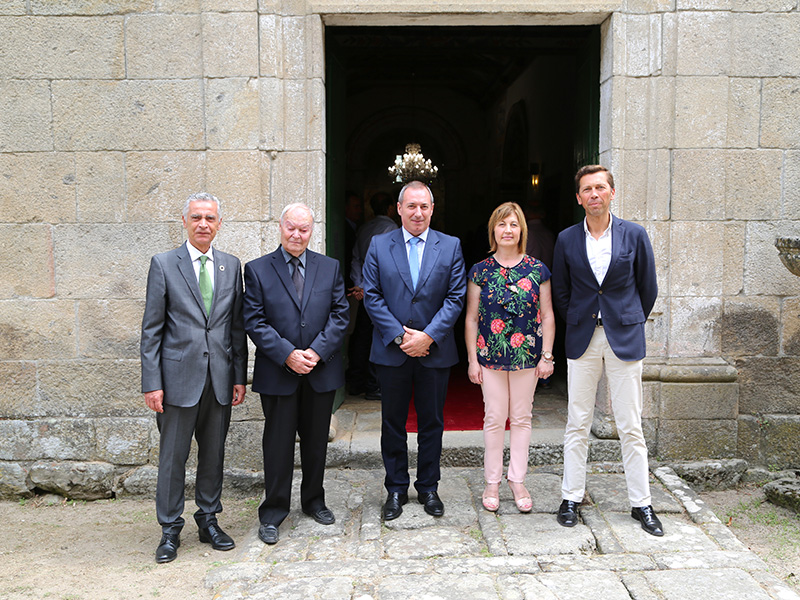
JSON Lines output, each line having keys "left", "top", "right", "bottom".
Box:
{"left": 301, "top": 251, "right": 318, "bottom": 311}
{"left": 602, "top": 215, "right": 624, "bottom": 286}
{"left": 176, "top": 244, "right": 207, "bottom": 319}
{"left": 270, "top": 248, "right": 301, "bottom": 310}
{"left": 208, "top": 250, "right": 231, "bottom": 320}
{"left": 389, "top": 229, "right": 416, "bottom": 294}
{"left": 416, "top": 229, "right": 440, "bottom": 290}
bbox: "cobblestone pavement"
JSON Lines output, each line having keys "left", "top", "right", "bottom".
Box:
{"left": 206, "top": 465, "right": 799, "bottom": 600}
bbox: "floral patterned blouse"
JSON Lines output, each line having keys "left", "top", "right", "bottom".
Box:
{"left": 469, "top": 254, "right": 551, "bottom": 371}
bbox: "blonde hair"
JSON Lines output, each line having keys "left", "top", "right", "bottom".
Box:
{"left": 487, "top": 202, "right": 527, "bottom": 254}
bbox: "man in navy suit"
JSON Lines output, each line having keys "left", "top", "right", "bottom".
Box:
{"left": 244, "top": 203, "right": 350, "bottom": 545}
{"left": 551, "top": 165, "right": 663, "bottom": 536}
{"left": 363, "top": 180, "right": 466, "bottom": 520}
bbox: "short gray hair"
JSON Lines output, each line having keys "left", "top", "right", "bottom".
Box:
{"left": 183, "top": 192, "right": 221, "bottom": 219}
{"left": 398, "top": 181, "right": 434, "bottom": 205}
{"left": 280, "top": 202, "right": 315, "bottom": 226}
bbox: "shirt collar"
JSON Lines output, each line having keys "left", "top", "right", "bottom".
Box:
{"left": 402, "top": 227, "right": 429, "bottom": 245}
{"left": 186, "top": 240, "right": 213, "bottom": 262}
{"left": 583, "top": 214, "right": 613, "bottom": 239}
{"left": 280, "top": 246, "right": 306, "bottom": 267}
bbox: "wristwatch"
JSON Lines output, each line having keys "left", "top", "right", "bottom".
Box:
{"left": 542, "top": 350, "right": 554, "bottom": 363}
{"left": 394, "top": 334, "right": 404, "bottom": 345}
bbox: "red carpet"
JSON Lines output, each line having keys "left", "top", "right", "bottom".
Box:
{"left": 406, "top": 367, "right": 501, "bottom": 432}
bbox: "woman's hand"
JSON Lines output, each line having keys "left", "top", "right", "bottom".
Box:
{"left": 535, "top": 359, "right": 554, "bottom": 380}
{"left": 468, "top": 361, "right": 483, "bottom": 385}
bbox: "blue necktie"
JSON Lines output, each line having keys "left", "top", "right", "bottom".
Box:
{"left": 409, "top": 237, "right": 421, "bottom": 288}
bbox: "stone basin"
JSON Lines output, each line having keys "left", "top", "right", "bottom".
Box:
{"left": 775, "top": 237, "right": 800, "bottom": 277}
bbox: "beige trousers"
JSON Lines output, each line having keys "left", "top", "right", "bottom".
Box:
{"left": 480, "top": 366, "right": 539, "bottom": 484}
{"left": 562, "top": 327, "right": 652, "bottom": 507}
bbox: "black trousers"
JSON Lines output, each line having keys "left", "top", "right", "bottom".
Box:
{"left": 156, "top": 374, "right": 231, "bottom": 534}
{"left": 347, "top": 301, "right": 379, "bottom": 393}
{"left": 376, "top": 360, "right": 450, "bottom": 494}
{"left": 259, "top": 379, "right": 335, "bottom": 526}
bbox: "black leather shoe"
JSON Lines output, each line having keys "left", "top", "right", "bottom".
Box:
{"left": 365, "top": 389, "right": 382, "bottom": 401}
{"left": 556, "top": 500, "right": 579, "bottom": 527}
{"left": 198, "top": 523, "right": 235, "bottom": 551}
{"left": 418, "top": 491, "right": 444, "bottom": 517}
{"left": 631, "top": 505, "right": 664, "bottom": 536}
{"left": 382, "top": 492, "right": 408, "bottom": 521}
{"left": 155, "top": 533, "right": 180, "bottom": 563}
{"left": 258, "top": 524, "right": 279, "bottom": 545}
{"left": 304, "top": 506, "right": 335, "bottom": 525}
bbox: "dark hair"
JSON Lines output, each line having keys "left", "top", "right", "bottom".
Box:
{"left": 370, "top": 192, "right": 394, "bottom": 216}
{"left": 574, "top": 165, "right": 614, "bottom": 194}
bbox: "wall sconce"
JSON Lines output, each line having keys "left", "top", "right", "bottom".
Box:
{"left": 530, "top": 163, "right": 540, "bottom": 192}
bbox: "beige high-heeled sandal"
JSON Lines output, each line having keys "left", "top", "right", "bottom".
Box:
{"left": 482, "top": 483, "right": 500, "bottom": 512}
{"left": 508, "top": 480, "right": 532, "bottom": 513}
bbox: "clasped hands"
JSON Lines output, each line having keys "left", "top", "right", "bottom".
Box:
{"left": 285, "top": 348, "right": 322, "bottom": 375}
{"left": 399, "top": 326, "right": 432, "bottom": 358}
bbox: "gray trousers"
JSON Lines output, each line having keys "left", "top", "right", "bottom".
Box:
{"left": 156, "top": 374, "right": 232, "bottom": 534}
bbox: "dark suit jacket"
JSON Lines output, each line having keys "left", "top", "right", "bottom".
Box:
{"left": 243, "top": 247, "right": 349, "bottom": 396}
{"left": 362, "top": 228, "right": 466, "bottom": 368}
{"left": 551, "top": 215, "right": 657, "bottom": 362}
{"left": 140, "top": 243, "right": 248, "bottom": 407}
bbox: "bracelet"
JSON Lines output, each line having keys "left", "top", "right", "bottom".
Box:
{"left": 542, "top": 358, "right": 554, "bottom": 365}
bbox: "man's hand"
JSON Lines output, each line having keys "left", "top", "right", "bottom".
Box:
{"left": 285, "top": 349, "right": 318, "bottom": 374}
{"left": 347, "top": 286, "right": 364, "bottom": 301}
{"left": 232, "top": 384, "right": 246, "bottom": 406}
{"left": 400, "top": 326, "right": 432, "bottom": 357}
{"left": 144, "top": 390, "right": 164, "bottom": 413}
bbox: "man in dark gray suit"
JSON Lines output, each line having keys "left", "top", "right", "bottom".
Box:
{"left": 244, "top": 203, "right": 349, "bottom": 546}
{"left": 141, "top": 192, "right": 248, "bottom": 563}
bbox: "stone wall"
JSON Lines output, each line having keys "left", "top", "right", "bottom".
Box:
{"left": 1, "top": 0, "right": 799, "bottom": 498}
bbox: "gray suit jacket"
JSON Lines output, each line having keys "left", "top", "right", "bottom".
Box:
{"left": 140, "top": 242, "right": 248, "bottom": 407}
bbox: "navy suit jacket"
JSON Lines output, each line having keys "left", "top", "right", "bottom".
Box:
{"left": 244, "top": 247, "right": 350, "bottom": 395}
{"left": 551, "top": 215, "right": 657, "bottom": 362}
{"left": 362, "top": 228, "right": 466, "bottom": 368}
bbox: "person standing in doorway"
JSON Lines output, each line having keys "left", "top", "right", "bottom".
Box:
{"left": 551, "top": 165, "right": 663, "bottom": 536}
{"left": 140, "top": 192, "right": 248, "bottom": 563}
{"left": 347, "top": 192, "right": 399, "bottom": 400}
{"left": 362, "top": 180, "right": 466, "bottom": 521}
{"left": 465, "top": 202, "right": 555, "bottom": 513}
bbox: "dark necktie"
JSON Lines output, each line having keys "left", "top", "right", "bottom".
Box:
{"left": 290, "top": 256, "right": 304, "bottom": 299}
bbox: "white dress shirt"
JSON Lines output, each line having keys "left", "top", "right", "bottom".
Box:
{"left": 584, "top": 215, "right": 612, "bottom": 317}
{"left": 185, "top": 241, "right": 215, "bottom": 291}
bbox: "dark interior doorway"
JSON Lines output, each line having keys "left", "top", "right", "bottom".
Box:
{"left": 325, "top": 25, "right": 600, "bottom": 405}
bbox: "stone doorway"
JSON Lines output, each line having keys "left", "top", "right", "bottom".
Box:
{"left": 326, "top": 24, "right": 600, "bottom": 423}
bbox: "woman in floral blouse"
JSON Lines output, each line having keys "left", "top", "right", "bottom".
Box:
{"left": 465, "top": 202, "right": 556, "bottom": 512}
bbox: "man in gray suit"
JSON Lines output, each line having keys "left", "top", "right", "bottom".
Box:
{"left": 141, "top": 192, "right": 248, "bottom": 563}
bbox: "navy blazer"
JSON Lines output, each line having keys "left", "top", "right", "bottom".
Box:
{"left": 551, "top": 215, "right": 657, "bottom": 362}
{"left": 362, "top": 228, "right": 466, "bottom": 368}
{"left": 243, "top": 247, "right": 350, "bottom": 395}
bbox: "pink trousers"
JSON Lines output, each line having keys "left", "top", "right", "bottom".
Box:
{"left": 480, "top": 366, "right": 538, "bottom": 484}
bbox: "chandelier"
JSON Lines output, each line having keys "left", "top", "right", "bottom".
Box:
{"left": 388, "top": 143, "right": 439, "bottom": 184}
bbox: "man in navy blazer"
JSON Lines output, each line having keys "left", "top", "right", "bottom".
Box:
{"left": 244, "top": 203, "right": 349, "bottom": 545}
{"left": 551, "top": 165, "right": 663, "bottom": 536}
{"left": 363, "top": 180, "right": 466, "bottom": 520}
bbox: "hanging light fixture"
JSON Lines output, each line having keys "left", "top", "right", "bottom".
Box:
{"left": 388, "top": 143, "right": 439, "bottom": 184}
